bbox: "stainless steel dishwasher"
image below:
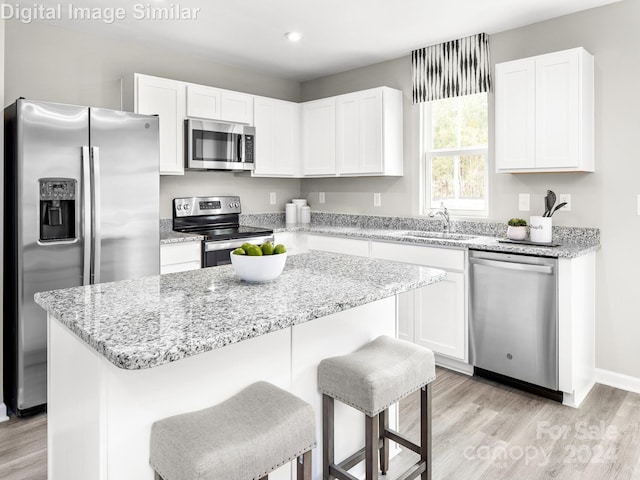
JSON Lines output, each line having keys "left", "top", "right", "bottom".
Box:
{"left": 469, "top": 250, "right": 559, "bottom": 396}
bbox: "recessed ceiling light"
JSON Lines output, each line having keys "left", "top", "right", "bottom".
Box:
{"left": 285, "top": 31, "right": 302, "bottom": 43}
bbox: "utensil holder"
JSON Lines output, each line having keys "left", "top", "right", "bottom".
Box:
{"left": 530, "top": 216, "right": 552, "bottom": 243}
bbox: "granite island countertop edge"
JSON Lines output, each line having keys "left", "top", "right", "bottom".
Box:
{"left": 35, "top": 252, "right": 446, "bottom": 371}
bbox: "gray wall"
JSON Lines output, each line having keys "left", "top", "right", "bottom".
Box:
{"left": 300, "top": 0, "right": 640, "bottom": 378}
{"left": 3, "top": 21, "right": 303, "bottom": 217}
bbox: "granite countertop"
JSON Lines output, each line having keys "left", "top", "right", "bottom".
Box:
{"left": 159, "top": 214, "right": 600, "bottom": 258}
{"left": 35, "top": 251, "right": 446, "bottom": 371}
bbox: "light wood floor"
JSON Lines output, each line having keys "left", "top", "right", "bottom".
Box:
{"left": 1, "top": 367, "right": 639, "bottom": 479}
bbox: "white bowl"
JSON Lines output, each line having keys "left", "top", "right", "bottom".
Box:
{"left": 230, "top": 252, "right": 287, "bottom": 283}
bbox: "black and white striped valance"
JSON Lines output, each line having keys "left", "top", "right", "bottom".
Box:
{"left": 412, "top": 33, "right": 492, "bottom": 103}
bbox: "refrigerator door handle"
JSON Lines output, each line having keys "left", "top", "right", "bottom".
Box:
{"left": 90, "top": 146, "right": 102, "bottom": 284}
{"left": 82, "top": 146, "right": 92, "bottom": 286}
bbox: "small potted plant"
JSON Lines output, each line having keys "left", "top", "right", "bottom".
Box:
{"left": 507, "top": 218, "right": 528, "bottom": 240}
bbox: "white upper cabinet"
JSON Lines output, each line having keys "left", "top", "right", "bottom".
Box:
{"left": 133, "top": 74, "right": 186, "bottom": 176}
{"left": 252, "top": 96, "right": 301, "bottom": 177}
{"left": 186, "top": 84, "right": 254, "bottom": 125}
{"left": 302, "top": 97, "right": 337, "bottom": 176}
{"left": 495, "top": 47, "right": 594, "bottom": 173}
{"left": 337, "top": 87, "right": 403, "bottom": 176}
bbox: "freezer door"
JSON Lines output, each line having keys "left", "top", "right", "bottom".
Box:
{"left": 13, "top": 100, "right": 89, "bottom": 413}
{"left": 89, "top": 109, "right": 160, "bottom": 282}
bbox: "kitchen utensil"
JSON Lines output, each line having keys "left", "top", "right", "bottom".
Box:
{"left": 549, "top": 202, "right": 567, "bottom": 217}
{"left": 544, "top": 190, "right": 557, "bottom": 217}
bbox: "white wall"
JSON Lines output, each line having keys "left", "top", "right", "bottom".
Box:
{"left": 3, "top": 21, "right": 304, "bottom": 217}
{"left": 300, "top": 0, "right": 640, "bottom": 379}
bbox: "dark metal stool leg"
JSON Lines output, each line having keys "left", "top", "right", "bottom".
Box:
{"left": 297, "top": 450, "right": 312, "bottom": 480}
{"left": 365, "top": 414, "right": 379, "bottom": 480}
{"left": 421, "top": 384, "right": 433, "bottom": 480}
{"left": 379, "top": 408, "right": 389, "bottom": 474}
{"left": 323, "top": 394, "right": 334, "bottom": 480}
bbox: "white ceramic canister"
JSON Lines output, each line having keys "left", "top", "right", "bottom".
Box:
{"left": 529, "top": 216, "right": 552, "bottom": 243}
{"left": 291, "top": 199, "right": 307, "bottom": 223}
{"left": 285, "top": 203, "right": 298, "bottom": 224}
{"left": 300, "top": 205, "right": 311, "bottom": 224}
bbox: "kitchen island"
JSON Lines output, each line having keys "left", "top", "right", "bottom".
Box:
{"left": 35, "top": 251, "right": 445, "bottom": 480}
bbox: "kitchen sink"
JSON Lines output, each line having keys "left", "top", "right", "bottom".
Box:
{"left": 402, "top": 231, "right": 478, "bottom": 241}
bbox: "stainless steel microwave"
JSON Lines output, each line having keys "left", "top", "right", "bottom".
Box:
{"left": 185, "top": 119, "right": 255, "bottom": 171}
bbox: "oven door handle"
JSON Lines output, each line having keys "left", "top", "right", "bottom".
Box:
{"left": 204, "top": 235, "right": 275, "bottom": 252}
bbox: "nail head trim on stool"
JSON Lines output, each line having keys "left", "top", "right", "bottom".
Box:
{"left": 318, "top": 335, "right": 436, "bottom": 480}
{"left": 150, "top": 381, "right": 316, "bottom": 480}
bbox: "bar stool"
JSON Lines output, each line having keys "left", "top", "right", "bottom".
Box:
{"left": 318, "top": 335, "right": 436, "bottom": 480}
{"left": 150, "top": 381, "right": 316, "bottom": 480}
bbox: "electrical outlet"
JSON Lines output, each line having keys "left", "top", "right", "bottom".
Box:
{"left": 518, "top": 193, "right": 530, "bottom": 212}
{"left": 269, "top": 192, "right": 276, "bottom": 205}
{"left": 558, "top": 194, "right": 571, "bottom": 212}
{"left": 374, "top": 193, "right": 381, "bottom": 207}
{"left": 319, "top": 192, "right": 325, "bottom": 204}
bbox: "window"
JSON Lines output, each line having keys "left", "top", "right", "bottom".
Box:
{"left": 422, "top": 93, "right": 488, "bottom": 216}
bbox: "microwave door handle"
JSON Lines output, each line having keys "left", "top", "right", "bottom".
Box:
{"left": 237, "top": 135, "right": 242, "bottom": 162}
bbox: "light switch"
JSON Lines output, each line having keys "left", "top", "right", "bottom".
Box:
{"left": 518, "top": 193, "right": 530, "bottom": 212}
{"left": 374, "top": 193, "right": 381, "bottom": 207}
{"left": 319, "top": 192, "right": 325, "bottom": 204}
{"left": 269, "top": 192, "right": 276, "bottom": 205}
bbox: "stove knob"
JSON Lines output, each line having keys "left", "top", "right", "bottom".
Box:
{"left": 235, "top": 202, "right": 240, "bottom": 208}
{"left": 228, "top": 202, "right": 234, "bottom": 208}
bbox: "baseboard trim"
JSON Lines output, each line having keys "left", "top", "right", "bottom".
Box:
{"left": 0, "top": 402, "right": 9, "bottom": 423}
{"left": 596, "top": 368, "right": 640, "bottom": 395}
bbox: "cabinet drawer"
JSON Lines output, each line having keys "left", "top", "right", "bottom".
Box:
{"left": 370, "top": 241, "right": 464, "bottom": 271}
{"left": 161, "top": 242, "right": 201, "bottom": 266}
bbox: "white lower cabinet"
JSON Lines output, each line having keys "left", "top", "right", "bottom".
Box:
{"left": 369, "top": 241, "right": 467, "bottom": 362}
{"left": 274, "top": 232, "right": 307, "bottom": 256}
{"left": 160, "top": 242, "right": 201, "bottom": 274}
{"left": 306, "top": 234, "right": 369, "bottom": 257}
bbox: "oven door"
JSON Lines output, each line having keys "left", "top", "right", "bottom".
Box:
{"left": 203, "top": 235, "right": 275, "bottom": 267}
{"left": 186, "top": 119, "right": 255, "bottom": 171}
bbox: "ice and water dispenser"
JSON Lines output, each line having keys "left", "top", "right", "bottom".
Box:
{"left": 39, "top": 178, "right": 77, "bottom": 242}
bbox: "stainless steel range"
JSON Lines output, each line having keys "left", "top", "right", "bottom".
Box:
{"left": 172, "top": 196, "right": 274, "bottom": 267}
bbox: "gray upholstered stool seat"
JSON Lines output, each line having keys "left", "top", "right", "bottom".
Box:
{"left": 318, "top": 335, "right": 436, "bottom": 480}
{"left": 150, "top": 381, "right": 316, "bottom": 480}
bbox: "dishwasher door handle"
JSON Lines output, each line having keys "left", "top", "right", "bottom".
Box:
{"left": 470, "top": 257, "right": 554, "bottom": 274}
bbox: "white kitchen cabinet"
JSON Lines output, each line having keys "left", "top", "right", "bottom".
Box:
{"left": 495, "top": 47, "right": 594, "bottom": 173}
{"left": 132, "top": 74, "right": 186, "bottom": 175}
{"left": 370, "top": 241, "right": 467, "bottom": 361}
{"left": 306, "top": 234, "right": 369, "bottom": 257}
{"left": 273, "top": 231, "right": 307, "bottom": 256}
{"left": 186, "top": 84, "right": 254, "bottom": 125}
{"left": 160, "top": 242, "right": 201, "bottom": 274}
{"left": 252, "top": 97, "right": 301, "bottom": 177}
{"left": 337, "top": 87, "right": 403, "bottom": 176}
{"left": 302, "top": 98, "right": 337, "bottom": 176}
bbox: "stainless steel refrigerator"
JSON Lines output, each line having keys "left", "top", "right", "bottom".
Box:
{"left": 3, "top": 99, "right": 160, "bottom": 416}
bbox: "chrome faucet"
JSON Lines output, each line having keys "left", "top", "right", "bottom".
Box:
{"left": 428, "top": 206, "right": 450, "bottom": 233}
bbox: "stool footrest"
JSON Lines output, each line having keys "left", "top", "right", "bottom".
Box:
{"left": 334, "top": 438, "right": 384, "bottom": 472}
{"left": 329, "top": 464, "right": 360, "bottom": 480}
{"left": 395, "top": 461, "right": 426, "bottom": 480}
{"left": 384, "top": 427, "right": 421, "bottom": 455}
